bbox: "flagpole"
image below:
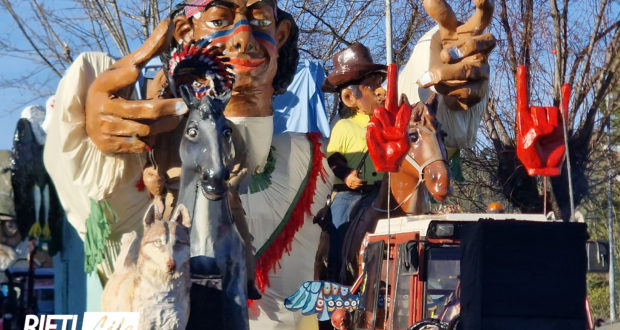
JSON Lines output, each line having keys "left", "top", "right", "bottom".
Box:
{"left": 384, "top": 0, "right": 393, "bottom": 326}
{"left": 385, "top": 0, "right": 393, "bottom": 64}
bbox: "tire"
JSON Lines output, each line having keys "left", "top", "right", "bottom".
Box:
{"left": 408, "top": 319, "right": 447, "bottom": 330}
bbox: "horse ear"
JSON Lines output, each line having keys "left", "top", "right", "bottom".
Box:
{"left": 180, "top": 85, "right": 198, "bottom": 109}
{"left": 170, "top": 204, "right": 192, "bottom": 228}
{"left": 424, "top": 92, "right": 439, "bottom": 116}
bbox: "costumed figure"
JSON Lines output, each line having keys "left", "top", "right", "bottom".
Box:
{"left": 44, "top": 0, "right": 332, "bottom": 328}
{"left": 320, "top": 43, "right": 387, "bottom": 282}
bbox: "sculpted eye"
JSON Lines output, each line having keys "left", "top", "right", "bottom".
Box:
{"left": 206, "top": 19, "right": 230, "bottom": 28}
{"left": 187, "top": 127, "right": 198, "bottom": 139}
{"left": 249, "top": 19, "right": 272, "bottom": 27}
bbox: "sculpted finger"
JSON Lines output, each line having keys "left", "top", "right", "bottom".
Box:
{"left": 423, "top": 0, "right": 459, "bottom": 42}
{"left": 440, "top": 34, "right": 496, "bottom": 63}
{"left": 146, "top": 69, "right": 171, "bottom": 99}
{"left": 148, "top": 115, "right": 185, "bottom": 136}
{"left": 457, "top": 0, "right": 494, "bottom": 37}
{"left": 99, "top": 115, "right": 151, "bottom": 137}
{"left": 435, "top": 80, "right": 486, "bottom": 107}
{"left": 116, "top": 18, "right": 174, "bottom": 69}
{"left": 103, "top": 98, "right": 188, "bottom": 120}
{"left": 418, "top": 58, "right": 489, "bottom": 88}
{"left": 90, "top": 64, "right": 142, "bottom": 96}
{"left": 99, "top": 135, "right": 148, "bottom": 154}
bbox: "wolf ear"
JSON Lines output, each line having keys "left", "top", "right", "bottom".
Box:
{"left": 143, "top": 202, "right": 164, "bottom": 228}
{"left": 170, "top": 204, "right": 192, "bottom": 228}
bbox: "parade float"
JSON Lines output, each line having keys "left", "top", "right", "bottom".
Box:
{"left": 0, "top": 0, "right": 606, "bottom": 329}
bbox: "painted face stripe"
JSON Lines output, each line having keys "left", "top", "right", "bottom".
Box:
{"left": 252, "top": 31, "right": 276, "bottom": 46}
{"left": 203, "top": 19, "right": 251, "bottom": 41}
{"left": 255, "top": 35, "right": 277, "bottom": 53}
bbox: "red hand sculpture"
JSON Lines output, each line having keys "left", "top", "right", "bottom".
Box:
{"left": 516, "top": 65, "right": 570, "bottom": 177}
{"left": 367, "top": 64, "right": 412, "bottom": 172}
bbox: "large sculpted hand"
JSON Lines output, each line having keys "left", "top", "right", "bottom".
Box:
{"left": 516, "top": 65, "right": 569, "bottom": 177}
{"left": 367, "top": 65, "right": 412, "bottom": 172}
{"left": 418, "top": 0, "right": 496, "bottom": 110}
{"left": 86, "top": 18, "right": 188, "bottom": 154}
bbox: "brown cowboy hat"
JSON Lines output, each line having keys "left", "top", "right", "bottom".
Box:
{"left": 322, "top": 42, "right": 387, "bottom": 93}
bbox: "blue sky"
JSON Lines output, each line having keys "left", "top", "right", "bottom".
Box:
{"left": 0, "top": 0, "right": 156, "bottom": 151}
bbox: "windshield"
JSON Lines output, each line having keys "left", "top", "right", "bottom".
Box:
{"left": 424, "top": 247, "right": 460, "bottom": 319}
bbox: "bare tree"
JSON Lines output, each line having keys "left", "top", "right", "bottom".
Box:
{"left": 1, "top": 0, "right": 617, "bottom": 220}
{"left": 470, "top": 0, "right": 620, "bottom": 220}
{"left": 0, "top": 0, "right": 172, "bottom": 112}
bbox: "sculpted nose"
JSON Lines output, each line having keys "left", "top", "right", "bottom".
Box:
{"left": 228, "top": 19, "right": 257, "bottom": 54}
{"left": 375, "top": 87, "right": 386, "bottom": 103}
{"left": 202, "top": 168, "right": 230, "bottom": 184}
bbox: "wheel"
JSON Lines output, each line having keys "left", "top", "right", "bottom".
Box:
{"left": 447, "top": 316, "right": 461, "bottom": 330}
{"left": 408, "top": 319, "right": 447, "bottom": 330}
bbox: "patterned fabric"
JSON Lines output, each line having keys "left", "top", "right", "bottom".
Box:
{"left": 184, "top": 0, "right": 214, "bottom": 18}
{"left": 284, "top": 281, "right": 359, "bottom": 321}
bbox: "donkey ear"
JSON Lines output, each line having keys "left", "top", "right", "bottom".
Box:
{"left": 142, "top": 203, "right": 157, "bottom": 229}
{"left": 180, "top": 85, "right": 198, "bottom": 109}
{"left": 170, "top": 204, "right": 192, "bottom": 228}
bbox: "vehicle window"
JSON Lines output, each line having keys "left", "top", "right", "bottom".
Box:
{"left": 424, "top": 247, "right": 460, "bottom": 319}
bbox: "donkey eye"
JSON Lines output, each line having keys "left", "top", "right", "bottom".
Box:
{"left": 222, "top": 128, "right": 232, "bottom": 138}
{"left": 409, "top": 132, "right": 419, "bottom": 142}
{"left": 187, "top": 127, "right": 198, "bottom": 139}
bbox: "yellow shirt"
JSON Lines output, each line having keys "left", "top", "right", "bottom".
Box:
{"left": 327, "top": 113, "right": 382, "bottom": 185}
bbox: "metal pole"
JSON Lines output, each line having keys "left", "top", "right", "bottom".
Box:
{"left": 385, "top": 0, "right": 393, "bottom": 64}
{"left": 607, "top": 96, "right": 616, "bottom": 321}
{"left": 384, "top": 1, "right": 393, "bottom": 326}
{"left": 559, "top": 86, "right": 575, "bottom": 221}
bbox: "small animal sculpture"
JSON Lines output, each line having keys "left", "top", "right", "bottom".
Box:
{"left": 177, "top": 79, "right": 249, "bottom": 330}
{"left": 101, "top": 203, "right": 191, "bottom": 330}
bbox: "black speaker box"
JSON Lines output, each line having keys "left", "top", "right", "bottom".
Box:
{"left": 459, "top": 220, "right": 588, "bottom": 330}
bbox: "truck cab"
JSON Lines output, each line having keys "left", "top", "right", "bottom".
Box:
{"left": 352, "top": 213, "right": 594, "bottom": 330}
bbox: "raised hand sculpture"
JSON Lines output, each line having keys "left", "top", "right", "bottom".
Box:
{"left": 367, "top": 64, "right": 412, "bottom": 172}
{"left": 417, "top": 0, "right": 496, "bottom": 111}
{"left": 516, "top": 65, "right": 569, "bottom": 176}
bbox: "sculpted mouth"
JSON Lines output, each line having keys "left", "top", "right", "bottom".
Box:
{"left": 228, "top": 57, "right": 266, "bottom": 72}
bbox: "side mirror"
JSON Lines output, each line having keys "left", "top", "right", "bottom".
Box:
{"left": 400, "top": 241, "right": 419, "bottom": 274}
{"left": 586, "top": 240, "right": 610, "bottom": 273}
